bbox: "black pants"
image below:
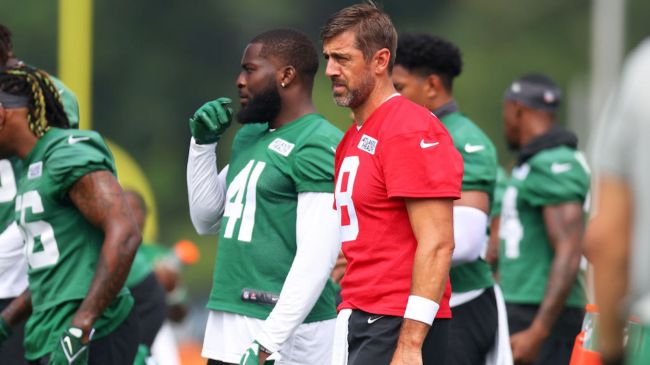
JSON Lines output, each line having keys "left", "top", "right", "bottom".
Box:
{"left": 130, "top": 272, "right": 168, "bottom": 347}
{"left": 29, "top": 305, "right": 140, "bottom": 365}
{"left": 347, "top": 309, "right": 450, "bottom": 365}
{"left": 447, "top": 287, "right": 498, "bottom": 365}
{"left": 507, "top": 303, "right": 584, "bottom": 365}
{"left": 0, "top": 297, "right": 28, "bottom": 365}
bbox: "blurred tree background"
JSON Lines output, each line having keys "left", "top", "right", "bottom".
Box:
{"left": 2, "top": 0, "right": 649, "bottom": 298}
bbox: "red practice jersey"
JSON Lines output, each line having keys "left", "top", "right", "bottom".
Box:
{"left": 334, "top": 95, "right": 463, "bottom": 318}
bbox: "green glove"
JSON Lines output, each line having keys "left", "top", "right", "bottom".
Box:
{"left": 49, "top": 327, "right": 91, "bottom": 365}
{"left": 0, "top": 317, "right": 11, "bottom": 344}
{"left": 189, "top": 97, "right": 233, "bottom": 144}
{"left": 240, "top": 341, "right": 274, "bottom": 365}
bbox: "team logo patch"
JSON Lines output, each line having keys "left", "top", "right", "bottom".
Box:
{"left": 268, "top": 138, "right": 295, "bottom": 157}
{"left": 28, "top": 161, "right": 43, "bottom": 179}
{"left": 357, "top": 134, "right": 378, "bottom": 155}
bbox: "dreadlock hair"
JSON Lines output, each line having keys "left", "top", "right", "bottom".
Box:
{"left": 0, "top": 65, "right": 70, "bottom": 137}
{"left": 0, "top": 24, "right": 12, "bottom": 66}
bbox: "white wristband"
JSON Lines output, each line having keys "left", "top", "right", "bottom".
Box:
{"left": 403, "top": 295, "right": 439, "bottom": 325}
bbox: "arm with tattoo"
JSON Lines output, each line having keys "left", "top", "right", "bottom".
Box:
{"left": 510, "top": 202, "right": 585, "bottom": 362}
{"left": 0, "top": 289, "right": 32, "bottom": 326}
{"left": 67, "top": 170, "right": 141, "bottom": 342}
{"left": 535, "top": 202, "right": 585, "bottom": 333}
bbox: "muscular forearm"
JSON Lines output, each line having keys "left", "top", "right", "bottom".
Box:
{"left": 397, "top": 198, "right": 454, "bottom": 351}
{"left": 71, "top": 227, "right": 140, "bottom": 338}
{"left": 1, "top": 289, "right": 32, "bottom": 326}
{"left": 411, "top": 242, "right": 453, "bottom": 304}
{"left": 532, "top": 248, "right": 582, "bottom": 335}
{"left": 584, "top": 177, "right": 631, "bottom": 359}
{"left": 593, "top": 255, "right": 627, "bottom": 359}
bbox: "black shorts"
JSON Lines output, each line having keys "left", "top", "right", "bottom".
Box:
{"left": 130, "top": 272, "right": 168, "bottom": 347}
{"left": 29, "top": 305, "right": 140, "bottom": 365}
{"left": 0, "top": 297, "right": 28, "bottom": 365}
{"left": 447, "top": 287, "right": 498, "bottom": 365}
{"left": 507, "top": 303, "right": 584, "bottom": 365}
{"left": 345, "top": 309, "right": 449, "bottom": 365}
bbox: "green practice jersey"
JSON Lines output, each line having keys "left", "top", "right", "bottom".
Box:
{"left": 49, "top": 76, "right": 80, "bottom": 129}
{"left": 442, "top": 111, "right": 498, "bottom": 293}
{"left": 208, "top": 114, "right": 342, "bottom": 322}
{"left": 490, "top": 166, "right": 508, "bottom": 218}
{"left": 498, "top": 146, "right": 590, "bottom": 307}
{"left": 15, "top": 128, "right": 133, "bottom": 359}
{"left": 0, "top": 157, "right": 22, "bottom": 230}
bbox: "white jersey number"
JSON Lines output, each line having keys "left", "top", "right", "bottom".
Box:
{"left": 335, "top": 156, "right": 360, "bottom": 242}
{"left": 0, "top": 159, "right": 17, "bottom": 203}
{"left": 499, "top": 186, "right": 524, "bottom": 259}
{"left": 16, "top": 191, "right": 60, "bottom": 269}
{"left": 223, "top": 160, "right": 266, "bottom": 242}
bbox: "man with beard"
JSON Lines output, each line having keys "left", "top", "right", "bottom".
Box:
{"left": 322, "top": 4, "right": 463, "bottom": 365}
{"left": 186, "top": 28, "right": 342, "bottom": 365}
{"left": 498, "top": 74, "right": 589, "bottom": 364}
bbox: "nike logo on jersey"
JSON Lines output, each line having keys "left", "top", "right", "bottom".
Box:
{"left": 420, "top": 140, "right": 439, "bottom": 149}
{"left": 551, "top": 162, "right": 572, "bottom": 174}
{"left": 368, "top": 315, "right": 385, "bottom": 324}
{"left": 63, "top": 336, "right": 74, "bottom": 355}
{"left": 464, "top": 143, "right": 485, "bottom": 153}
{"left": 330, "top": 146, "right": 336, "bottom": 153}
{"left": 68, "top": 135, "right": 90, "bottom": 144}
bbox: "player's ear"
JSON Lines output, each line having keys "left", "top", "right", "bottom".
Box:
{"left": 278, "top": 66, "right": 296, "bottom": 89}
{"left": 424, "top": 74, "right": 439, "bottom": 99}
{"left": 373, "top": 48, "right": 391, "bottom": 74}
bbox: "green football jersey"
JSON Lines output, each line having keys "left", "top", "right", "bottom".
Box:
{"left": 0, "top": 157, "right": 22, "bottom": 230}
{"left": 442, "top": 112, "right": 498, "bottom": 293}
{"left": 498, "top": 146, "right": 590, "bottom": 307}
{"left": 490, "top": 166, "right": 508, "bottom": 218}
{"left": 49, "top": 76, "right": 80, "bottom": 129}
{"left": 208, "top": 114, "right": 342, "bottom": 322}
{"left": 15, "top": 127, "right": 133, "bottom": 359}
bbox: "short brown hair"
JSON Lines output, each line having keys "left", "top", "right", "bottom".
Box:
{"left": 321, "top": 3, "right": 398, "bottom": 71}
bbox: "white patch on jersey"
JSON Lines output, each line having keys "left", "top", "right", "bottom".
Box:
{"left": 357, "top": 134, "right": 378, "bottom": 155}
{"left": 27, "top": 162, "right": 43, "bottom": 180}
{"left": 551, "top": 162, "right": 572, "bottom": 174}
{"left": 512, "top": 163, "right": 530, "bottom": 180}
{"left": 268, "top": 138, "right": 295, "bottom": 157}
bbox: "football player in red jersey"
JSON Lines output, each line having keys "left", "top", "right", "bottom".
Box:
{"left": 321, "top": 4, "right": 463, "bottom": 365}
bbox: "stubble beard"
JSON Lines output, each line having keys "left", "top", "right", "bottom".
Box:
{"left": 332, "top": 72, "right": 375, "bottom": 109}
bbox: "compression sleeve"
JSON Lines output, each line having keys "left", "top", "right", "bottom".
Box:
{"left": 451, "top": 206, "right": 489, "bottom": 266}
{"left": 255, "top": 192, "right": 340, "bottom": 353}
{"left": 187, "top": 137, "right": 228, "bottom": 235}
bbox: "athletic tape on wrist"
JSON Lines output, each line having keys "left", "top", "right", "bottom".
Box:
{"left": 403, "top": 295, "right": 439, "bottom": 325}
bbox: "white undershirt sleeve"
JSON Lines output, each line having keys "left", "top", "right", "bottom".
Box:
{"left": 186, "top": 137, "right": 229, "bottom": 235}
{"left": 451, "top": 205, "right": 489, "bottom": 266}
{"left": 255, "top": 192, "right": 341, "bottom": 353}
